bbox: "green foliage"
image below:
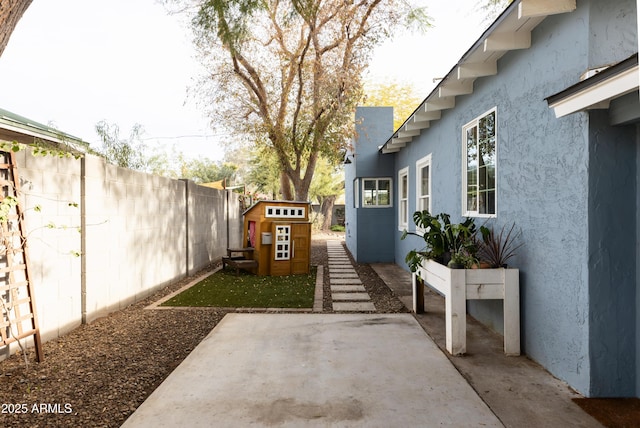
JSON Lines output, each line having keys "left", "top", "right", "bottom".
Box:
{"left": 180, "top": 157, "right": 237, "bottom": 184}
{"left": 0, "top": 195, "right": 18, "bottom": 223}
{"left": 162, "top": 267, "right": 316, "bottom": 308}
{"left": 330, "top": 224, "right": 345, "bottom": 232}
{"left": 95, "top": 121, "right": 148, "bottom": 170}
{"left": 402, "top": 211, "right": 478, "bottom": 272}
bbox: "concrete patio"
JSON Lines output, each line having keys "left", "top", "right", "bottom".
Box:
{"left": 122, "top": 313, "right": 502, "bottom": 427}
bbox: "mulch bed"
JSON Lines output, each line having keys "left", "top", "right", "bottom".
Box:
{"left": 573, "top": 398, "right": 640, "bottom": 428}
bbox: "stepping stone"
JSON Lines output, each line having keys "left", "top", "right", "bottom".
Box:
{"left": 330, "top": 273, "right": 359, "bottom": 279}
{"left": 330, "top": 285, "right": 367, "bottom": 292}
{"left": 332, "top": 292, "right": 371, "bottom": 301}
{"left": 332, "top": 301, "right": 376, "bottom": 312}
{"left": 329, "top": 268, "right": 357, "bottom": 273}
{"left": 331, "top": 278, "right": 362, "bottom": 285}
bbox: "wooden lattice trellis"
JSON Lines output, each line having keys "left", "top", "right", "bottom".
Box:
{"left": 0, "top": 150, "right": 43, "bottom": 361}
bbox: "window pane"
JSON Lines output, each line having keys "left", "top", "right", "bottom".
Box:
{"left": 364, "top": 180, "right": 375, "bottom": 191}
{"left": 464, "top": 109, "right": 496, "bottom": 216}
{"left": 378, "top": 189, "right": 389, "bottom": 205}
{"left": 420, "top": 165, "right": 429, "bottom": 197}
{"left": 401, "top": 175, "right": 408, "bottom": 198}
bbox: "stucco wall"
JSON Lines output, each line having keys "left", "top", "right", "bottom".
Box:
{"left": 345, "top": 107, "right": 395, "bottom": 263}
{"left": 1, "top": 149, "right": 242, "bottom": 356}
{"left": 587, "top": 111, "right": 637, "bottom": 396}
{"left": 392, "top": 0, "right": 639, "bottom": 396}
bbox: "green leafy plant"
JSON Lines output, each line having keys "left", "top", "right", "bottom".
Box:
{"left": 402, "top": 211, "right": 478, "bottom": 272}
{"left": 477, "top": 222, "right": 523, "bottom": 268}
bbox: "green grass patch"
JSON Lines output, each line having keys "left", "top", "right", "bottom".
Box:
{"left": 161, "top": 266, "right": 316, "bottom": 308}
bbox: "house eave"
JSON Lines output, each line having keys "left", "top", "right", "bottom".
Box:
{"left": 0, "top": 108, "right": 89, "bottom": 152}
{"left": 545, "top": 53, "right": 639, "bottom": 118}
{"left": 379, "top": 0, "right": 577, "bottom": 154}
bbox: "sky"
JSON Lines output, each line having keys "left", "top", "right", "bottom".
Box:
{"left": 0, "top": 0, "right": 490, "bottom": 162}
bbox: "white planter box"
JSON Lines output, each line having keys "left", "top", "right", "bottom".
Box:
{"left": 413, "top": 259, "right": 520, "bottom": 356}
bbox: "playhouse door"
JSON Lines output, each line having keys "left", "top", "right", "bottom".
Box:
{"left": 291, "top": 223, "right": 311, "bottom": 274}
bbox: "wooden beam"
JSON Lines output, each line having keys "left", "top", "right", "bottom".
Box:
{"left": 484, "top": 32, "right": 531, "bottom": 51}
{"left": 397, "top": 128, "right": 421, "bottom": 138}
{"left": 414, "top": 108, "right": 441, "bottom": 122}
{"left": 424, "top": 97, "right": 455, "bottom": 111}
{"left": 518, "top": 0, "right": 576, "bottom": 18}
{"left": 405, "top": 119, "right": 430, "bottom": 131}
{"left": 457, "top": 62, "right": 497, "bottom": 79}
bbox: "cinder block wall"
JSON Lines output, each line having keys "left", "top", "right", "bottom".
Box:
{"left": 3, "top": 149, "right": 242, "bottom": 354}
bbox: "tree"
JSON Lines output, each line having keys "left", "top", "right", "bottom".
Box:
{"left": 0, "top": 0, "right": 32, "bottom": 57}
{"left": 171, "top": 0, "right": 430, "bottom": 201}
{"left": 180, "top": 158, "right": 237, "bottom": 184}
{"left": 363, "top": 80, "right": 422, "bottom": 131}
{"left": 95, "top": 121, "right": 149, "bottom": 170}
{"left": 308, "top": 156, "right": 343, "bottom": 229}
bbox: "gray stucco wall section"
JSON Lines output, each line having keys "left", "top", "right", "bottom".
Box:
{"left": 393, "top": 0, "right": 639, "bottom": 395}
{"left": 345, "top": 107, "right": 395, "bottom": 263}
{"left": 587, "top": 111, "right": 637, "bottom": 396}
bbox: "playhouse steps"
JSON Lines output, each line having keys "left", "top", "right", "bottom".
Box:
{"left": 326, "top": 241, "right": 376, "bottom": 312}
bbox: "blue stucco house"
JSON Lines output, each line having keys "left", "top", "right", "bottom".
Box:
{"left": 345, "top": 0, "right": 639, "bottom": 398}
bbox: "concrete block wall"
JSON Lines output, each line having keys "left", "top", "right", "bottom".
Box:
{"left": 1, "top": 149, "right": 242, "bottom": 356}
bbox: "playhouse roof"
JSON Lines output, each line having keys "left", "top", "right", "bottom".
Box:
{"left": 242, "top": 200, "right": 310, "bottom": 216}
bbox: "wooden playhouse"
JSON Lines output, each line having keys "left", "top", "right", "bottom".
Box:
{"left": 242, "top": 200, "right": 312, "bottom": 276}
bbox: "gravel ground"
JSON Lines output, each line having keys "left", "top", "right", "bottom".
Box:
{"left": 0, "top": 233, "right": 407, "bottom": 427}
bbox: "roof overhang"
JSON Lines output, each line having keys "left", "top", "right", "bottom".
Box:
{"left": 545, "top": 54, "right": 639, "bottom": 118}
{"left": 0, "top": 108, "right": 88, "bottom": 152}
{"left": 380, "top": 0, "right": 577, "bottom": 154}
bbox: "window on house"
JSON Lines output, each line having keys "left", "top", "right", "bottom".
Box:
{"left": 416, "top": 154, "right": 431, "bottom": 215}
{"left": 362, "top": 178, "right": 392, "bottom": 207}
{"left": 398, "top": 168, "right": 408, "bottom": 229}
{"left": 462, "top": 108, "right": 496, "bottom": 217}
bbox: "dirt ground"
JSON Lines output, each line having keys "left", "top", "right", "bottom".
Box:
{"left": 0, "top": 234, "right": 405, "bottom": 427}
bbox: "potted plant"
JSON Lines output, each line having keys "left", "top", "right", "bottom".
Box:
{"left": 476, "top": 222, "right": 523, "bottom": 268}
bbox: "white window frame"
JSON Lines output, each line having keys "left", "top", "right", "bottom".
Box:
{"left": 462, "top": 107, "right": 497, "bottom": 218}
{"left": 398, "top": 167, "right": 409, "bottom": 230}
{"left": 353, "top": 178, "right": 359, "bottom": 208}
{"left": 415, "top": 154, "right": 432, "bottom": 217}
{"left": 274, "top": 225, "right": 291, "bottom": 260}
{"left": 362, "top": 177, "right": 392, "bottom": 208}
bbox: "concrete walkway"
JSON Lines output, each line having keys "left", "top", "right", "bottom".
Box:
{"left": 122, "top": 313, "right": 501, "bottom": 427}
{"left": 327, "top": 240, "right": 376, "bottom": 312}
{"left": 371, "top": 263, "right": 603, "bottom": 428}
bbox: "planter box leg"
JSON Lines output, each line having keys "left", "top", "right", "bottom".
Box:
{"left": 503, "top": 269, "right": 520, "bottom": 356}
{"left": 447, "top": 269, "right": 466, "bottom": 355}
{"left": 412, "top": 274, "right": 424, "bottom": 314}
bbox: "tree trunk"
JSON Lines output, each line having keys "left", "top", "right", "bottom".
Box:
{"left": 320, "top": 195, "right": 336, "bottom": 230}
{"left": 280, "top": 171, "right": 293, "bottom": 200}
{"left": 0, "top": 0, "right": 33, "bottom": 58}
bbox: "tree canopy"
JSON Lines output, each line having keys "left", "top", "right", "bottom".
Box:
{"left": 168, "top": 0, "right": 430, "bottom": 201}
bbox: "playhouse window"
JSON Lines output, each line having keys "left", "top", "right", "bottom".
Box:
{"left": 416, "top": 154, "right": 431, "bottom": 216}
{"left": 362, "top": 178, "right": 391, "bottom": 207}
{"left": 274, "top": 225, "right": 290, "bottom": 260}
{"left": 462, "top": 108, "right": 496, "bottom": 217}
{"left": 398, "top": 168, "right": 408, "bottom": 229}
